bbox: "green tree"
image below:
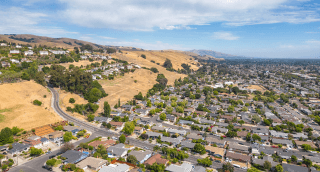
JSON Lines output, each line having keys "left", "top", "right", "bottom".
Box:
{"left": 238, "top": 120, "right": 245, "bottom": 126}
{"left": 247, "top": 168, "right": 262, "bottom": 172}
{"left": 163, "top": 58, "right": 173, "bottom": 69}
{"left": 46, "top": 159, "right": 57, "bottom": 167}
{"left": 291, "top": 155, "right": 297, "bottom": 162}
{"left": 147, "top": 100, "right": 152, "bottom": 107}
{"left": 252, "top": 114, "right": 261, "bottom": 124}
{"left": 63, "top": 131, "right": 73, "bottom": 142}
{"left": 222, "top": 162, "right": 234, "bottom": 172}
{"left": 122, "top": 122, "right": 135, "bottom": 135}
{"left": 166, "top": 106, "right": 173, "bottom": 114}
{"left": 87, "top": 114, "right": 95, "bottom": 122}
{"left": 263, "top": 161, "right": 272, "bottom": 171}
{"left": 160, "top": 113, "right": 166, "bottom": 121}
{"left": 226, "top": 131, "right": 237, "bottom": 138}
{"left": 197, "top": 157, "right": 212, "bottom": 167}
{"left": 252, "top": 134, "right": 261, "bottom": 142}
{"left": 242, "top": 106, "right": 248, "bottom": 112}
{"left": 227, "top": 105, "right": 234, "bottom": 113}
{"left": 127, "top": 155, "right": 138, "bottom": 165}
{"left": 103, "top": 101, "right": 111, "bottom": 117}
{"left": 301, "top": 144, "right": 312, "bottom": 151}
{"left": 119, "top": 134, "right": 126, "bottom": 143}
{"left": 275, "top": 164, "right": 283, "bottom": 172}
{"left": 303, "top": 158, "right": 312, "bottom": 167}
{"left": 193, "top": 143, "right": 206, "bottom": 155}
{"left": 0, "top": 127, "right": 13, "bottom": 145}
{"left": 69, "top": 98, "right": 75, "bottom": 103}
{"left": 30, "top": 147, "right": 43, "bottom": 156}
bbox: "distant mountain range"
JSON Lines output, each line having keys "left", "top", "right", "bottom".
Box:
{"left": 189, "top": 49, "right": 250, "bottom": 59}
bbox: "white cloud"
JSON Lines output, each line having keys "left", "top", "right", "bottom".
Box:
{"left": 212, "top": 32, "right": 239, "bottom": 40}
{"left": 0, "top": 7, "right": 76, "bottom": 36}
{"left": 99, "top": 36, "right": 117, "bottom": 40}
{"left": 57, "top": 0, "right": 320, "bottom": 31}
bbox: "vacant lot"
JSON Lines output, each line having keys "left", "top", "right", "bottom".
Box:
{"left": 58, "top": 89, "right": 89, "bottom": 121}
{"left": 247, "top": 85, "right": 267, "bottom": 93}
{"left": 97, "top": 69, "right": 158, "bottom": 110}
{"left": 0, "top": 81, "right": 62, "bottom": 130}
{"left": 45, "top": 59, "right": 115, "bottom": 69}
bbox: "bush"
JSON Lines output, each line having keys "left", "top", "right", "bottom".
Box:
{"left": 33, "top": 100, "right": 42, "bottom": 106}
{"left": 69, "top": 98, "right": 75, "bottom": 103}
{"left": 141, "top": 54, "right": 146, "bottom": 59}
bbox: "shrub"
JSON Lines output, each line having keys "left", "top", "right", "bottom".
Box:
{"left": 69, "top": 98, "right": 76, "bottom": 103}
{"left": 33, "top": 100, "right": 42, "bottom": 106}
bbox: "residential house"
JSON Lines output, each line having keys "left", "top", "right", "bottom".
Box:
{"left": 7, "top": 143, "right": 30, "bottom": 156}
{"left": 292, "top": 133, "right": 308, "bottom": 140}
{"left": 136, "top": 118, "right": 153, "bottom": 126}
{"left": 39, "top": 51, "right": 48, "bottom": 56}
{"left": 63, "top": 126, "right": 82, "bottom": 136}
{"left": 122, "top": 105, "right": 133, "bottom": 111}
{"left": 94, "top": 117, "right": 112, "bottom": 123}
{"left": 237, "top": 131, "right": 248, "bottom": 139}
{"left": 134, "top": 127, "right": 143, "bottom": 135}
{"left": 145, "top": 131, "right": 163, "bottom": 139}
{"left": 1, "top": 61, "right": 10, "bottom": 68}
{"left": 277, "top": 151, "right": 303, "bottom": 161}
{"left": 76, "top": 157, "right": 108, "bottom": 171}
{"left": 100, "top": 164, "right": 130, "bottom": 172}
{"left": 269, "top": 130, "right": 288, "bottom": 139}
{"left": 24, "top": 50, "right": 33, "bottom": 56}
{"left": 167, "top": 128, "right": 187, "bottom": 136}
{"left": 206, "top": 137, "right": 226, "bottom": 148}
{"left": 165, "top": 162, "right": 194, "bottom": 172}
{"left": 151, "top": 126, "right": 166, "bottom": 132}
{"left": 161, "top": 136, "right": 183, "bottom": 146}
{"left": 225, "top": 151, "right": 251, "bottom": 163}
{"left": 205, "top": 146, "right": 225, "bottom": 158}
{"left": 107, "top": 144, "right": 128, "bottom": 158}
{"left": 272, "top": 138, "right": 293, "bottom": 146}
{"left": 135, "top": 109, "right": 149, "bottom": 116}
{"left": 23, "top": 139, "right": 42, "bottom": 148}
{"left": 92, "top": 74, "right": 102, "bottom": 80}
{"left": 40, "top": 137, "right": 50, "bottom": 146}
{"left": 61, "top": 150, "right": 89, "bottom": 164}
{"left": 128, "top": 150, "right": 152, "bottom": 164}
{"left": 88, "top": 140, "right": 116, "bottom": 149}
{"left": 186, "top": 133, "right": 202, "bottom": 140}
{"left": 180, "top": 141, "right": 196, "bottom": 149}
{"left": 166, "top": 114, "right": 177, "bottom": 123}
{"left": 10, "top": 50, "right": 20, "bottom": 54}
{"left": 282, "top": 163, "right": 308, "bottom": 172}
{"left": 252, "top": 156, "right": 279, "bottom": 167}
{"left": 252, "top": 127, "right": 269, "bottom": 135}
{"left": 10, "top": 59, "right": 19, "bottom": 63}
{"left": 144, "top": 154, "right": 168, "bottom": 166}
{"left": 0, "top": 43, "right": 7, "bottom": 46}
{"left": 228, "top": 142, "right": 249, "bottom": 154}
{"left": 178, "top": 120, "right": 194, "bottom": 125}
{"left": 48, "top": 131, "right": 63, "bottom": 143}
{"left": 295, "top": 140, "right": 317, "bottom": 149}
{"left": 109, "top": 122, "right": 124, "bottom": 131}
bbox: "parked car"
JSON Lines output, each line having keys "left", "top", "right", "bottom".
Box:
{"left": 233, "top": 164, "right": 240, "bottom": 168}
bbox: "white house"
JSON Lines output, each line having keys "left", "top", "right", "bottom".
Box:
{"left": 127, "top": 65, "right": 133, "bottom": 69}
{"left": 10, "top": 50, "right": 20, "bottom": 54}
{"left": 10, "top": 59, "right": 20, "bottom": 63}
{"left": 0, "top": 43, "right": 7, "bottom": 46}
{"left": 24, "top": 50, "right": 34, "bottom": 56}
{"left": 92, "top": 74, "right": 102, "bottom": 80}
{"left": 39, "top": 51, "right": 48, "bottom": 56}
{"left": 134, "top": 64, "right": 141, "bottom": 69}
{"left": 16, "top": 45, "right": 22, "bottom": 48}
{"left": 224, "top": 81, "right": 234, "bottom": 85}
{"left": 80, "top": 55, "right": 87, "bottom": 60}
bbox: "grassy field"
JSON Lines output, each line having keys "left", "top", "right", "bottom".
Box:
{"left": 247, "top": 85, "right": 267, "bottom": 93}
{"left": 113, "top": 51, "right": 190, "bottom": 85}
{"left": 97, "top": 68, "right": 158, "bottom": 108}
{"left": 0, "top": 81, "right": 62, "bottom": 130}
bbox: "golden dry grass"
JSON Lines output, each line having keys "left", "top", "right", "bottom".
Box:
{"left": 58, "top": 89, "right": 89, "bottom": 121}
{"left": 97, "top": 69, "right": 158, "bottom": 109}
{"left": 45, "top": 60, "right": 115, "bottom": 68}
{"left": 122, "top": 50, "right": 198, "bottom": 71}
{"left": 113, "top": 52, "right": 188, "bottom": 85}
{"left": 0, "top": 81, "right": 62, "bottom": 130}
{"left": 247, "top": 85, "right": 267, "bottom": 93}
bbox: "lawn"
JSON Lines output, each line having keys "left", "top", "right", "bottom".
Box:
{"left": 54, "top": 159, "right": 62, "bottom": 167}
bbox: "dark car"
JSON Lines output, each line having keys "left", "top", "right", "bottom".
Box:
{"left": 49, "top": 155, "right": 55, "bottom": 159}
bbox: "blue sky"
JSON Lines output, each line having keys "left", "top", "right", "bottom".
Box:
{"left": 1, "top": 0, "right": 320, "bottom": 58}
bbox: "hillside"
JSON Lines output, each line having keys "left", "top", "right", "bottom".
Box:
{"left": 189, "top": 49, "right": 249, "bottom": 59}
{"left": 0, "top": 34, "right": 108, "bottom": 50}
{"left": 0, "top": 81, "right": 62, "bottom": 130}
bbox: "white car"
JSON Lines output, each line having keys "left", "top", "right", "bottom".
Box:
{"left": 229, "top": 159, "right": 232, "bottom": 163}
{"left": 225, "top": 158, "right": 229, "bottom": 162}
